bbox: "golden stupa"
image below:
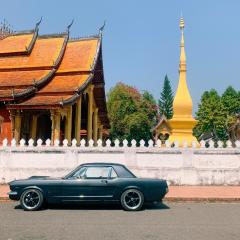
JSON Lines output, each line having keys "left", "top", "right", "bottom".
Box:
{"left": 168, "top": 17, "right": 198, "bottom": 146}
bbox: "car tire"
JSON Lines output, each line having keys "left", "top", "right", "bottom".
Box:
{"left": 20, "top": 189, "right": 44, "bottom": 211}
{"left": 120, "top": 189, "right": 144, "bottom": 211}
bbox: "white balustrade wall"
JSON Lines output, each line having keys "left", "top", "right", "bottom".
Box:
{"left": 0, "top": 138, "right": 240, "bottom": 185}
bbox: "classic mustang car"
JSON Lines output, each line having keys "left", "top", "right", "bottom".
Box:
{"left": 8, "top": 163, "right": 168, "bottom": 211}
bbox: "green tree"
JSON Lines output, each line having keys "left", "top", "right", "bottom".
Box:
{"left": 158, "top": 75, "right": 174, "bottom": 119}
{"left": 107, "top": 83, "right": 138, "bottom": 140}
{"left": 194, "top": 86, "right": 240, "bottom": 142}
{"left": 141, "top": 91, "right": 158, "bottom": 123}
{"left": 194, "top": 89, "right": 228, "bottom": 141}
{"left": 107, "top": 83, "right": 157, "bottom": 142}
{"left": 123, "top": 112, "right": 153, "bottom": 142}
{"left": 221, "top": 86, "right": 240, "bottom": 115}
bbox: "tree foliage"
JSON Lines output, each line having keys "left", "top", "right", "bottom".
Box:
{"left": 107, "top": 83, "right": 157, "bottom": 142}
{"left": 158, "top": 75, "right": 174, "bottom": 119}
{"left": 194, "top": 87, "right": 240, "bottom": 141}
{"left": 221, "top": 86, "right": 240, "bottom": 116}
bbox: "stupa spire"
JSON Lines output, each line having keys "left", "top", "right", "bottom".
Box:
{"left": 172, "top": 16, "right": 193, "bottom": 118}
{"left": 168, "top": 16, "right": 198, "bottom": 146}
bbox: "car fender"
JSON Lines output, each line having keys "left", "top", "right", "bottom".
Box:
{"left": 119, "top": 185, "right": 144, "bottom": 198}
{"left": 21, "top": 186, "right": 45, "bottom": 197}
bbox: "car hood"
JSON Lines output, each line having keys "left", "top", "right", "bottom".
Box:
{"left": 9, "top": 176, "right": 62, "bottom": 185}
{"left": 27, "top": 176, "right": 63, "bottom": 181}
{"left": 28, "top": 176, "right": 55, "bottom": 180}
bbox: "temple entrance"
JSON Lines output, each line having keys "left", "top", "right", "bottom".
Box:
{"left": 20, "top": 112, "right": 31, "bottom": 141}
{"left": 60, "top": 116, "right": 66, "bottom": 141}
{"left": 36, "top": 113, "right": 51, "bottom": 142}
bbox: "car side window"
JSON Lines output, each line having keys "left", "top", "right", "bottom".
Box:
{"left": 110, "top": 168, "right": 118, "bottom": 179}
{"left": 84, "top": 167, "right": 111, "bottom": 179}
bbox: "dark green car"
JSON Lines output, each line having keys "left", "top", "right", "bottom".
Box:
{"left": 8, "top": 163, "right": 168, "bottom": 211}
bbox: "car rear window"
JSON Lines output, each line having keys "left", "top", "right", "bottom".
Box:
{"left": 113, "top": 165, "right": 136, "bottom": 178}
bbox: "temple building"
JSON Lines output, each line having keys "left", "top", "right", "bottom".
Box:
{"left": 0, "top": 20, "right": 109, "bottom": 145}
{"left": 152, "top": 115, "right": 170, "bottom": 144}
{"left": 153, "top": 17, "right": 197, "bottom": 146}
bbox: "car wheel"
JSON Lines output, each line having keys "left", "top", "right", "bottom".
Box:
{"left": 120, "top": 189, "right": 144, "bottom": 211}
{"left": 20, "top": 189, "right": 44, "bottom": 211}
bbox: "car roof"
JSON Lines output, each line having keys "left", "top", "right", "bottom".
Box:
{"left": 63, "top": 162, "right": 136, "bottom": 179}
{"left": 80, "top": 162, "right": 125, "bottom": 167}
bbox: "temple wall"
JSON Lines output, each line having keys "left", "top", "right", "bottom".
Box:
{"left": 0, "top": 108, "right": 11, "bottom": 144}
{"left": 1, "top": 146, "right": 240, "bottom": 185}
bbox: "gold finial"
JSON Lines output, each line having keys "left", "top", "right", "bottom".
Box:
{"left": 179, "top": 16, "right": 185, "bottom": 61}
{"left": 179, "top": 17, "right": 184, "bottom": 30}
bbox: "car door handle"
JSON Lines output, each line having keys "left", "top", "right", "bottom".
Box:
{"left": 101, "top": 179, "right": 108, "bottom": 184}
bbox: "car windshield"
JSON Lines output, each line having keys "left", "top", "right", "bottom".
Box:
{"left": 63, "top": 165, "right": 82, "bottom": 179}
{"left": 72, "top": 167, "right": 87, "bottom": 178}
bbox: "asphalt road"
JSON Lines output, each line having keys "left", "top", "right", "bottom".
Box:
{"left": 0, "top": 202, "right": 240, "bottom": 240}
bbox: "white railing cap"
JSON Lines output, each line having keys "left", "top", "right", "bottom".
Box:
{"left": 3, "top": 138, "right": 240, "bottom": 150}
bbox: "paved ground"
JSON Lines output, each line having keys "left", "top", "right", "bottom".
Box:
{"left": 0, "top": 185, "right": 9, "bottom": 200}
{"left": 0, "top": 202, "right": 240, "bottom": 240}
{"left": 166, "top": 186, "right": 240, "bottom": 201}
{"left": 2, "top": 184, "right": 240, "bottom": 201}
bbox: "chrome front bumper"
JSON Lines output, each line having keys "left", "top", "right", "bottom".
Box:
{"left": 8, "top": 191, "right": 18, "bottom": 195}
{"left": 8, "top": 191, "right": 19, "bottom": 200}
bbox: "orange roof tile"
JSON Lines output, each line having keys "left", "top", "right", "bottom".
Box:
{"left": 0, "top": 33, "right": 34, "bottom": 55}
{"left": 0, "top": 88, "right": 28, "bottom": 98}
{"left": 38, "top": 74, "right": 89, "bottom": 93}
{"left": 57, "top": 39, "right": 99, "bottom": 73}
{"left": 16, "top": 95, "right": 73, "bottom": 106}
{"left": 0, "top": 37, "right": 65, "bottom": 69}
{"left": 2, "top": 29, "right": 109, "bottom": 126}
{"left": 0, "top": 70, "right": 50, "bottom": 87}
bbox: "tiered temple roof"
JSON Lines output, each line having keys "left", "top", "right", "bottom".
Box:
{"left": 0, "top": 21, "right": 109, "bottom": 128}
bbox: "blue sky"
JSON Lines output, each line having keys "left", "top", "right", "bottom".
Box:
{"left": 1, "top": 0, "right": 240, "bottom": 113}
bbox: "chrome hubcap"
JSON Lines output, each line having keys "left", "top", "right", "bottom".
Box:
{"left": 123, "top": 190, "right": 141, "bottom": 210}
{"left": 22, "top": 190, "right": 40, "bottom": 209}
